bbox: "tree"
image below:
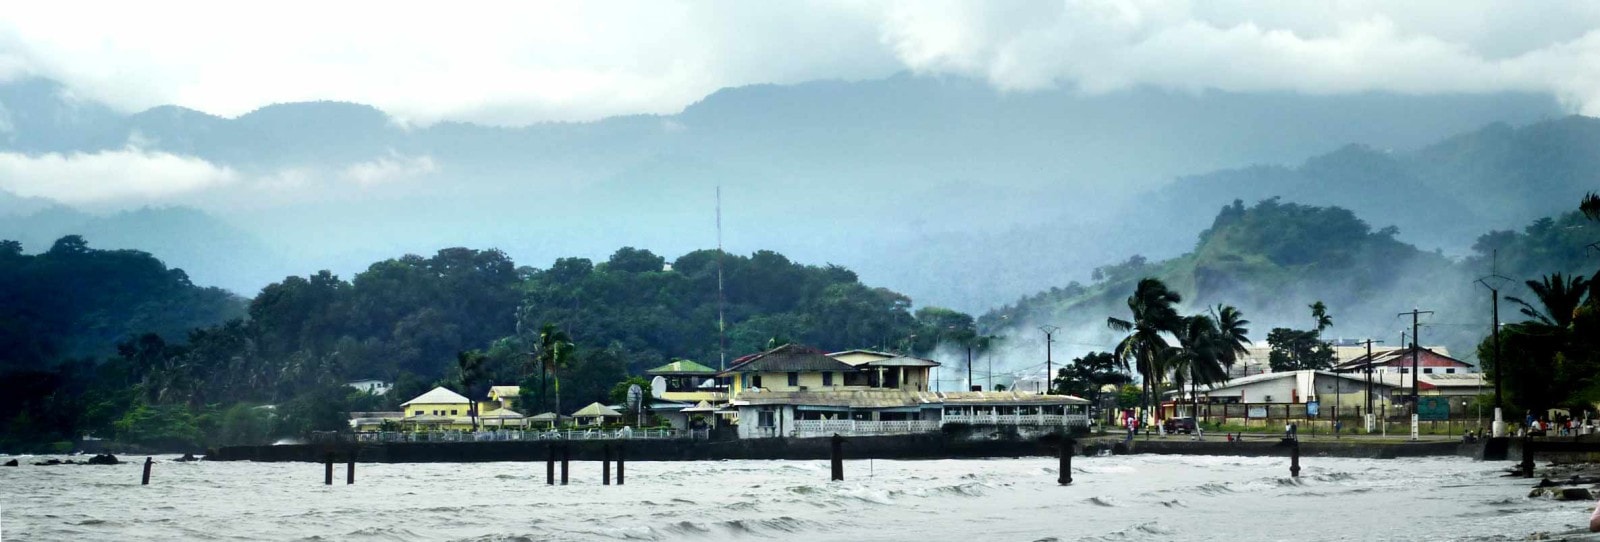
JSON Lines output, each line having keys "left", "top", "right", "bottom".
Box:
{"left": 1266, "top": 328, "right": 1335, "bottom": 371}
{"left": 529, "top": 323, "right": 573, "bottom": 414}
{"left": 1310, "top": 301, "right": 1332, "bottom": 332}
{"left": 455, "top": 350, "right": 488, "bottom": 430}
{"left": 1107, "top": 278, "right": 1183, "bottom": 421}
{"left": 1052, "top": 351, "right": 1131, "bottom": 407}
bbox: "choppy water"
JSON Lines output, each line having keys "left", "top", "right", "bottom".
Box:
{"left": 0, "top": 454, "right": 1593, "bottom": 541}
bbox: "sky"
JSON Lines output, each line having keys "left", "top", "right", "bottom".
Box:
{"left": 3, "top": 1, "right": 1600, "bottom": 126}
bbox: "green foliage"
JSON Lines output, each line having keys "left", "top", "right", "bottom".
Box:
{"left": 1052, "top": 351, "right": 1131, "bottom": 404}
{"left": 215, "top": 403, "right": 274, "bottom": 447}
{"left": 1266, "top": 328, "right": 1335, "bottom": 371}
{"left": 113, "top": 403, "right": 201, "bottom": 449}
{"left": 609, "top": 375, "right": 651, "bottom": 406}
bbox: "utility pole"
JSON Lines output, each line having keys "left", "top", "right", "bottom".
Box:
{"left": 966, "top": 345, "right": 974, "bottom": 392}
{"left": 716, "top": 187, "right": 726, "bottom": 372}
{"left": 1039, "top": 325, "right": 1059, "bottom": 395}
{"left": 1358, "top": 339, "right": 1383, "bottom": 415}
{"left": 1398, "top": 308, "right": 1433, "bottom": 441}
{"left": 1477, "top": 251, "right": 1512, "bottom": 437}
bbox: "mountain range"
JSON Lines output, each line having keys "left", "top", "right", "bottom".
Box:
{"left": 0, "top": 74, "right": 1587, "bottom": 317}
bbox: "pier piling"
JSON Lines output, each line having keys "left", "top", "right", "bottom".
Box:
{"left": 1521, "top": 435, "right": 1535, "bottom": 478}
{"left": 603, "top": 444, "right": 612, "bottom": 486}
{"left": 141, "top": 457, "right": 152, "bottom": 485}
{"left": 347, "top": 455, "right": 355, "bottom": 485}
{"left": 561, "top": 445, "right": 569, "bottom": 486}
{"left": 617, "top": 444, "right": 625, "bottom": 486}
{"left": 546, "top": 445, "right": 555, "bottom": 485}
{"left": 1058, "top": 439, "right": 1073, "bottom": 485}
{"left": 1289, "top": 439, "right": 1301, "bottom": 478}
{"left": 830, "top": 434, "right": 844, "bottom": 481}
{"left": 324, "top": 453, "right": 333, "bottom": 485}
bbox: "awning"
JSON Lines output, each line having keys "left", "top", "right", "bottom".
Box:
{"left": 795, "top": 405, "right": 851, "bottom": 412}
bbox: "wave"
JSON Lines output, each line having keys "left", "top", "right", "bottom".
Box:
{"left": 660, "top": 516, "right": 820, "bottom": 538}
{"left": 1086, "top": 496, "right": 1119, "bottom": 507}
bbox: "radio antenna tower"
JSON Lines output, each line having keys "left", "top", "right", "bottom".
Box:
{"left": 717, "top": 186, "right": 726, "bottom": 371}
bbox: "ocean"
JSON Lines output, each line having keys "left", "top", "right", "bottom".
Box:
{"left": 0, "top": 454, "right": 1591, "bottom": 541}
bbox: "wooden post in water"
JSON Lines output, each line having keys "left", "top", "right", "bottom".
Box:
{"left": 617, "top": 443, "right": 625, "bottom": 486}
{"left": 561, "top": 445, "right": 570, "bottom": 486}
{"left": 830, "top": 434, "right": 844, "bottom": 481}
{"left": 324, "top": 453, "right": 334, "bottom": 485}
{"left": 546, "top": 444, "right": 556, "bottom": 485}
{"left": 1521, "top": 435, "right": 1535, "bottom": 478}
{"left": 141, "top": 457, "right": 152, "bottom": 485}
{"left": 1057, "top": 438, "right": 1074, "bottom": 485}
{"left": 347, "top": 454, "right": 355, "bottom": 485}
{"left": 1289, "top": 439, "right": 1301, "bottom": 478}
{"left": 603, "top": 444, "right": 612, "bottom": 486}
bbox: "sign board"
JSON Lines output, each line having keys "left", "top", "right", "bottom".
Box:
{"left": 1306, "top": 400, "right": 1320, "bottom": 418}
{"left": 1247, "top": 406, "right": 1268, "bottom": 419}
{"left": 1417, "top": 396, "right": 1450, "bottom": 421}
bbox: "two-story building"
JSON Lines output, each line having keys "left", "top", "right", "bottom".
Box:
{"left": 722, "top": 344, "right": 1089, "bottom": 438}
{"left": 398, "top": 386, "right": 476, "bottom": 430}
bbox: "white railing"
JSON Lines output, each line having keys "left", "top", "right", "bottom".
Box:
{"left": 792, "top": 419, "right": 940, "bottom": 438}
{"left": 353, "top": 428, "right": 681, "bottom": 443}
{"left": 942, "top": 413, "right": 1090, "bottom": 427}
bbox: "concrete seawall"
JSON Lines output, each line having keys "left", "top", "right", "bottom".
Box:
{"left": 1116, "top": 438, "right": 1477, "bottom": 459}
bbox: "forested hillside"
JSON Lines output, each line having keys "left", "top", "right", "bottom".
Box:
{"left": 982, "top": 198, "right": 1600, "bottom": 364}
{"left": 0, "top": 241, "right": 976, "bottom": 452}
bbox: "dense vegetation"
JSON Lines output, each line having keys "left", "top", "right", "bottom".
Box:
{"left": 0, "top": 243, "right": 977, "bottom": 452}
{"left": 1474, "top": 193, "right": 1600, "bottom": 418}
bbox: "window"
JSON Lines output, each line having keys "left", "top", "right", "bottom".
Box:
{"left": 822, "top": 372, "right": 833, "bottom": 386}
{"left": 787, "top": 372, "right": 799, "bottom": 386}
{"left": 1422, "top": 368, "right": 1433, "bottom": 374}
{"left": 752, "top": 375, "right": 763, "bottom": 388}
{"left": 1446, "top": 368, "right": 1456, "bottom": 374}
{"left": 758, "top": 409, "right": 776, "bottom": 427}
{"left": 451, "top": 409, "right": 459, "bottom": 415}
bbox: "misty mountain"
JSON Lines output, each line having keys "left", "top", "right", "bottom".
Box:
{"left": 0, "top": 204, "right": 280, "bottom": 294}
{"left": 975, "top": 198, "right": 1600, "bottom": 375}
{"left": 0, "top": 75, "right": 1569, "bottom": 310}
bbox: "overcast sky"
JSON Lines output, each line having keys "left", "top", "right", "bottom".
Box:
{"left": 4, "top": 1, "right": 1600, "bottom": 126}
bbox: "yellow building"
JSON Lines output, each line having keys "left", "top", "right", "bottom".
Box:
{"left": 645, "top": 360, "right": 727, "bottom": 404}
{"left": 399, "top": 386, "right": 476, "bottom": 430}
{"left": 487, "top": 385, "right": 520, "bottom": 410}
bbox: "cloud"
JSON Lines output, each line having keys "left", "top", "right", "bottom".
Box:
{"left": 0, "top": 147, "right": 236, "bottom": 205}
{"left": 2, "top": 2, "right": 1600, "bottom": 123}
{"left": 341, "top": 153, "right": 437, "bottom": 187}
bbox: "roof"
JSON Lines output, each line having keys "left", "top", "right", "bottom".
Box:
{"left": 348, "top": 411, "right": 403, "bottom": 420}
{"left": 1334, "top": 346, "right": 1473, "bottom": 372}
{"left": 529, "top": 412, "right": 559, "bottom": 421}
{"left": 488, "top": 386, "right": 521, "bottom": 398}
{"left": 929, "top": 390, "right": 1089, "bottom": 405}
{"left": 860, "top": 355, "right": 940, "bottom": 368}
{"left": 480, "top": 407, "right": 525, "bottom": 419}
{"left": 400, "top": 386, "right": 471, "bottom": 406}
{"left": 681, "top": 400, "right": 720, "bottom": 412}
{"left": 647, "top": 359, "right": 719, "bottom": 375}
{"left": 571, "top": 402, "right": 623, "bottom": 417}
{"left": 733, "top": 389, "right": 1088, "bottom": 407}
{"left": 720, "top": 344, "right": 859, "bottom": 375}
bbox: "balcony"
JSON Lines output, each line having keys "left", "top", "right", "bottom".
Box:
{"left": 791, "top": 419, "right": 940, "bottom": 438}
{"left": 941, "top": 413, "right": 1089, "bottom": 427}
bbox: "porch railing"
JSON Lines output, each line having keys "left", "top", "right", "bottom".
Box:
{"left": 791, "top": 419, "right": 940, "bottom": 438}
{"left": 941, "top": 413, "right": 1090, "bottom": 427}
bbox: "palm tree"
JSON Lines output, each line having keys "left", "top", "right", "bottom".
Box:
{"left": 1581, "top": 192, "right": 1600, "bottom": 222}
{"left": 456, "top": 350, "right": 488, "bottom": 431}
{"left": 1507, "top": 273, "right": 1590, "bottom": 329}
{"left": 535, "top": 323, "right": 574, "bottom": 415}
{"left": 1310, "top": 301, "right": 1333, "bottom": 332}
{"left": 1108, "top": 278, "right": 1183, "bottom": 422}
{"left": 1211, "top": 304, "right": 1253, "bottom": 368}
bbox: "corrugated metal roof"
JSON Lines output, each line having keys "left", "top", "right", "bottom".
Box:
{"left": 646, "top": 359, "right": 718, "bottom": 375}
{"left": 861, "top": 356, "right": 941, "bottom": 368}
{"left": 928, "top": 391, "right": 1089, "bottom": 405}
{"left": 720, "top": 344, "right": 859, "bottom": 375}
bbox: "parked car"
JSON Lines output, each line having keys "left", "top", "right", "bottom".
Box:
{"left": 1163, "top": 417, "right": 1197, "bottom": 434}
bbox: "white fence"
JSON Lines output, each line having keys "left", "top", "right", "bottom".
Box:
{"left": 942, "top": 413, "right": 1090, "bottom": 427}
{"left": 791, "top": 419, "right": 940, "bottom": 438}
{"left": 350, "top": 428, "right": 680, "bottom": 443}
